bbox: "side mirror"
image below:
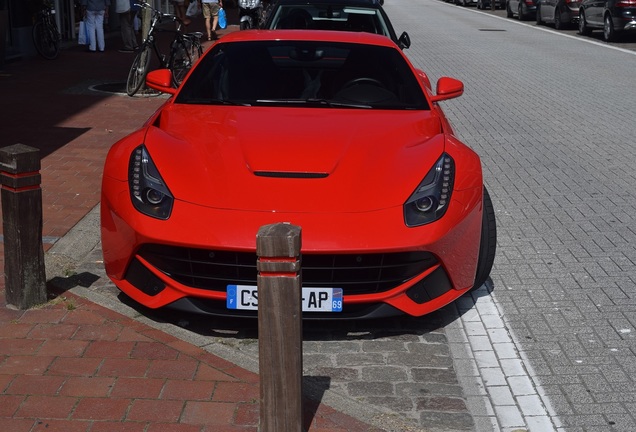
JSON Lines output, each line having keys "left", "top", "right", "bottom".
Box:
{"left": 430, "top": 77, "right": 464, "bottom": 103}
{"left": 146, "top": 69, "right": 176, "bottom": 95}
{"left": 398, "top": 31, "right": 411, "bottom": 50}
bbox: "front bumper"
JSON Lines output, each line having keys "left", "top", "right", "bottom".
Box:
{"left": 101, "top": 178, "right": 483, "bottom": 318}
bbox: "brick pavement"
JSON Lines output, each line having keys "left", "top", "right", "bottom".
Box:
{"left": 0, "top": 13, "right": 387, "bottom": 432}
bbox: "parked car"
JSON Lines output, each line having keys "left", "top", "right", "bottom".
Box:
{"left": 578, "top": 0, "right": 636, "bottom": 41}
{"left": 451, "top": 0, "right": 479, "bottom": 8}
{"left": 476, "top": 0, "right": 506, "bottom": 9}
{"left": 262, "top": 0, "right": 411, "bottom": 49}
{"left": 536, "top": 0, "right": 581, "bottom": 29}
{"left": 101, "top": 30, "right": 496, "bottom": 320}
{"left": 506, "top": 0, "right": 538, "bottom": 19}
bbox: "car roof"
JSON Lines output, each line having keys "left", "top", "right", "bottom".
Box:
{"left": 216, "top": 28, "right": 398, "bottom": 47}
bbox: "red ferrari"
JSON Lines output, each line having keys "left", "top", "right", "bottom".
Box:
{"left": 101, "top": 29, "right": 496, "bottom": 319}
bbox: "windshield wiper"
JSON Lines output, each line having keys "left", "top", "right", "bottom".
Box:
{"left": 180, "top": 98, "right": 250, "bottom": 106}
{"left": 255, "top": 98, "right": 371, "bottom": 108}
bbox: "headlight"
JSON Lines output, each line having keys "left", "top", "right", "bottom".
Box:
{"left": 404, "top": 153, "right": 455, "bottom": 227}
{"left": 128, "top": 145, "right": 173, "bottom": 220}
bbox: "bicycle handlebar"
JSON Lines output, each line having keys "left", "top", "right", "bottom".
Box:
{"left": 134, "top": 2, "right": 183, "bottom": 24}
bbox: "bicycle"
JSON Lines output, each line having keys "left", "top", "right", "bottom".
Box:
{"left": 32, "top": 0, "right": 61, "bottom": 60}
{"left": 126, "top": 2, "right": 204, "bottom": 97}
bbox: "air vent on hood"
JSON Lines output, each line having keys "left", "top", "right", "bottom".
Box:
{"left": 254, "top": 171, "right": 329, "bottom": 179}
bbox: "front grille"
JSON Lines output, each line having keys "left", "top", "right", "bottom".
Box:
{"left": 137, "top": 244, "right": 438, "bottom": 295}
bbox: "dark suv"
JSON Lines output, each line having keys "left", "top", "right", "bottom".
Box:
{"left": 262, "top": 0, "right": 411, "bottom": 49}
{"left": 578, "top": 0, "right": 636, "bottom": 41}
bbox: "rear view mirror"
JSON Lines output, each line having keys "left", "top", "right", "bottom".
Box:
{"left": 399, "top": 31, "right": 411, "bottom": 50}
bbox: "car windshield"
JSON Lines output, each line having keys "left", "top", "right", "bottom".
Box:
{"left": 267, "top": 5, "right": 390, "bottom": 37}
{"left": 175, "top": 40, "right": 428, "bottom": 110}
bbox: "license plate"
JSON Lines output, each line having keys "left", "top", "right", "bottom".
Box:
{"left": 227, "top": 285, "right": 343, "bottom": 312}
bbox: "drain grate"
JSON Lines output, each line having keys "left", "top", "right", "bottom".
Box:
{"left": 478, "top": 28, "right": 506, "bottom": 31}
{"left": 90, "top": 82, "right": 128, "bottom": 95}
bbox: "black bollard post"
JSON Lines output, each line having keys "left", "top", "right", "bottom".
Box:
{"left": 0, "top": 144, "right": 47, "bottom": 309}
{"left": 256, "top": 222, "right": 303, "bottom": 432}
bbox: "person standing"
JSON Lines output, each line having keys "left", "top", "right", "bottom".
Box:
{"left": 115, "top": 0, "right": 138, "bottom": 52}
{"left": 202, "top": 0, "right": 222, "bottom": 41}
{"left": 172, "top": 0, "right": 191, "bottom": 26}
{"left": 80, "top": 0, "right": 111, "bottom": 52}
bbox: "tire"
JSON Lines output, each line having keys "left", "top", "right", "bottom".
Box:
{"left": 578, "top": 10, "right": 591, "bottom": 35}
{"left": 554, "top": 8, "right": 563, "bottom": 30}
{"left": 126, "top": 46, "right": 151, "bottom": 97}
{"left": 506, "top": 2, "right": 514, "bottom": 17}
{"left": 170, "top": 40, "right": 192, "bottom": 87}
{"left": 603, "top": 14, "right": 616, "bottom": 41}
{"left": 240, "top": 21, "right": 250, "bottom": 30}
{"left": 518, "top": 4, "right": 525, "bottom": 20}
{"left": 536, "top": 6, "right": 543, "bottom": 25}
{"left": 477, "top": 0, "right": 482, "bottom": 9}
{"left": 170, "top": 39, "right": 202, "bottom": 87}
{"left": 32, "top": 20, "right": 59, "bottom": 60}
{"left": 472, "top": 187, "right": 497, "bottom": 291}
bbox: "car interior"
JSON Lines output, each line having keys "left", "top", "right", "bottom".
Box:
{"left": 176, "top": 41, "right": 428, "bottom": 109}
{"left": 271, "top": 6, "right": 387, "bottom": 36}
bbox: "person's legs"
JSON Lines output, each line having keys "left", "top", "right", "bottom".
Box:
{"left": 119, "top": 11, "right": 137, "bottom": 50}
{"left": 85, "top": 11, "right": 96, "bottom": 51}
{"left": 202, "top": 3, "right": 212, "bottom": 40}
{"left": 95, "top": 10, "right": 105, "bottom": 51}
{"left": 210, "top": 3, "right": 220, "bottom": 39}
{"left": 118, "top": 12, "right": 128, "bottom": 49}
{"left": 173, "top": 0, "right": 191, "bottom": 26}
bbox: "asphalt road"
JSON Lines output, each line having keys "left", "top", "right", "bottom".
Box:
{"left": 52, "top": 1, "right": 636, "bottom": 431}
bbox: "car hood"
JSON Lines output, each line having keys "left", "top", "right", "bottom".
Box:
{"left": 144, "top": 104, "right": 446, "bottom": 213}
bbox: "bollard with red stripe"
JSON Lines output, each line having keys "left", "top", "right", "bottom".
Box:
{"left": 256, "top": 222, "right": 304, "bottom": 432}
{"left": 0, "top": 144, "right": 47, "bottom": 309}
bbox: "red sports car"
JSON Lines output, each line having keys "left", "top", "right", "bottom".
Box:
{"left": 101, "top": 29, "right": 496, "bottom": 319}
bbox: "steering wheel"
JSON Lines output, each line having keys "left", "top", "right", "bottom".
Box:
{"left": 342, "top": 77, "right": 385, "bottom": 89}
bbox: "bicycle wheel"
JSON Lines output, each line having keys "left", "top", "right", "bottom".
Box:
{"left": 169, "top": 39, "right": 198, "bottom": 87}
{"left": 32, "top": 20, "right": 60, "bottom": 60}
{"left": 127, "top": 46, "right": 151, "bottom": 97}
{"left": 194, "top": 40, "right": 203, "bottom": 59}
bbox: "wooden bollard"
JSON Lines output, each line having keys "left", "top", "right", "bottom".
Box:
{"left": 256, "top": 223, "right": 303, "bottom": 432}
{"left": 0, "top": 144, "right": 47, "bottom": 309}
